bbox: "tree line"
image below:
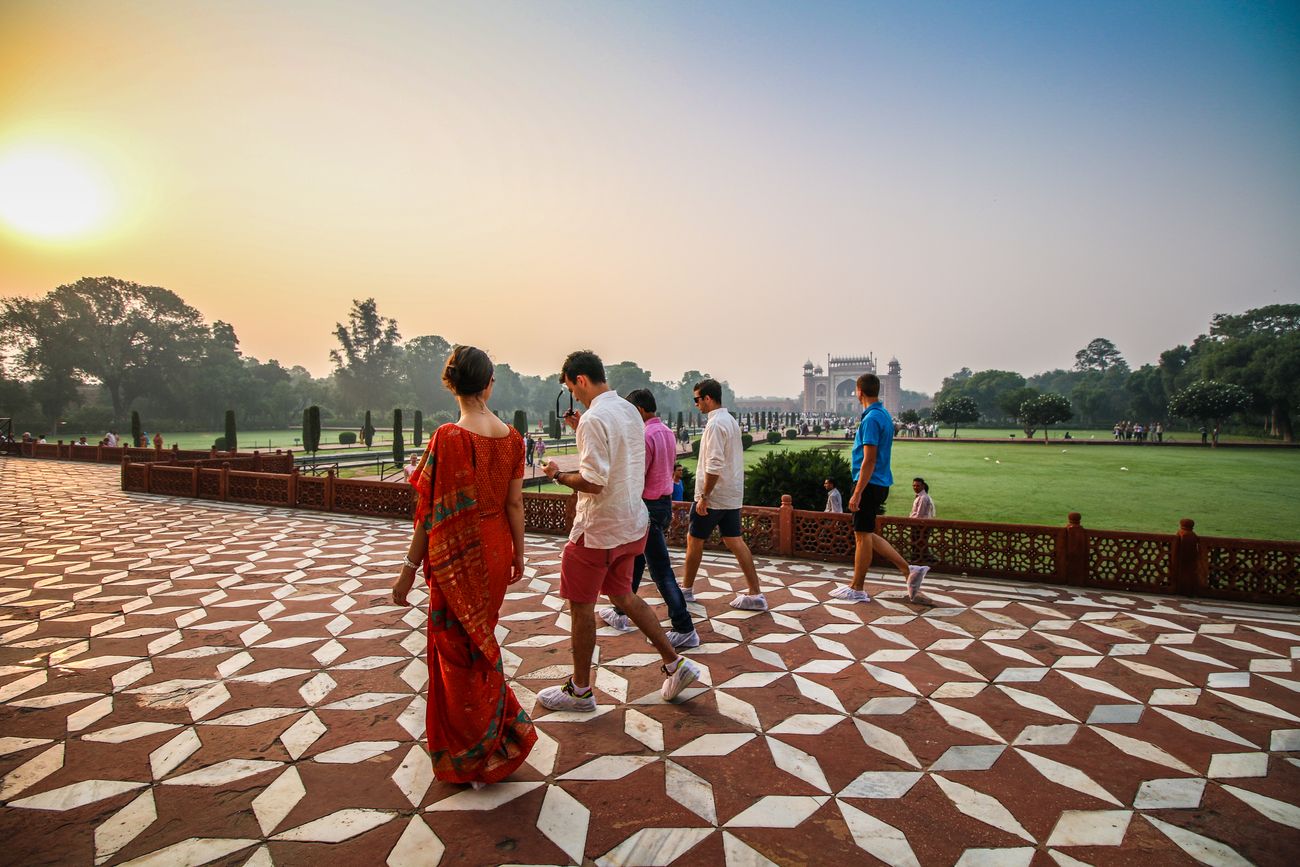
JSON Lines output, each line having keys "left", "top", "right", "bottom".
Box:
{"left": 0, "top": 277, "right": 738, "bottom": 436}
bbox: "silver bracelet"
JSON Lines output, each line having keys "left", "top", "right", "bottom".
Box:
{"left": 402, "top": 555, "right": 419, "bottom": 571}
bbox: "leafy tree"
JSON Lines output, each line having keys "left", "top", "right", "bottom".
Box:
{"left": 362, "top": 410, "right": 374, "bottom": 448}
{"left": 513, "top": 409, "right": 528, "bottom": 436}
{"left": 931, "top": 396, "right": 979, "bottom": 437}
{"left": 745, "top": 448, "right": 852, "bottom": 510}
{"left": 402, "top": 335, "right": 455, "bottom": 416}
{"left": 224, "top": 409, "right": 237, "bottom": 452}
{"left": 1124, "top": 364, "right": 1167, "bottom": 422}
{"left": 935, "top": 369, "right": 1026, "bottom": 420}
{"left": 1168, "top": 380, "right": 1252, "bottom": 447}
{"left": 1074, "top": 338, "right": 1128, "bottom": 374}
{"left": 606, "top": 361, "right": 653, "bottom": 396}
{"left": 0, "top": 277, "right": 207, "bottom": 425}
{"left": 413, "top": 410, "right": 423, "bottom": 446}
{"left": 1018, "top": 393, "right": 1072, "bottom": 441}
{"left": 898, "top": 409, "right": 921, "bottom": 425}
{"left": 1195, "top": 304, "right": 1300, "bottom": 441}
{"left": 392, "top": 409, "right": 404, "bottom": 465}
{"left": 330, "top": 298, "right": 401, "bottom": 415}
{"left": 997, "top": 387, "right": 1039, "bottom": 423}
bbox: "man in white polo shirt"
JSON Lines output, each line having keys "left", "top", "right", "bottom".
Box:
{"left": 679, "top": 378, "right": 767, "bottom": 611}
{"left": 540, "top": 350, "right": 701, "bottom": 712}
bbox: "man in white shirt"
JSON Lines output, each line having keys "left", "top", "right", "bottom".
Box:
{"left": 824, "top": 479, "right": 843, "bottom": 513}
{"left": 540, "top": 350, "right": 700, "bottom": 712}
{"left": 679, "top": 378, "right": 766, "bottom": 611}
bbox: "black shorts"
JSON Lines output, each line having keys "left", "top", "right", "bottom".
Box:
{"left": 688, "top": 507, "right": 743, "bottom": 539}
{"left": 852, "top": 484, "right": 890, "bottom": 534}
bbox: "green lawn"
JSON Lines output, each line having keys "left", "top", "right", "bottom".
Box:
{"left": 674, "top": 439, "right": 1300, "bottom": 541}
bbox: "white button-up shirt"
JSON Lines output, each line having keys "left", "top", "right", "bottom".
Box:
{"left": 695, "top": 407, "right": 744, "bottom": 510}
{"left": 570, "top": 390, "right": 649, "bottom": 548}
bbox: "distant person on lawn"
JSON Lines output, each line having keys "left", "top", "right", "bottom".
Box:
{"left": 834, "top": 373, "right": 931, "bottom": 605}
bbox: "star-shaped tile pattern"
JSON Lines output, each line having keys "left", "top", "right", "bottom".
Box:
{"left": 2, "top": 460, "right": 1299, "bottom": 865}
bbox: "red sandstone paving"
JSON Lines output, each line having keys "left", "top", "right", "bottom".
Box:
{"left": 2, "top": 460, "right": 1300, "bottom": 865}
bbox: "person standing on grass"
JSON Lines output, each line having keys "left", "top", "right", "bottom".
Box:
{"left": 679, "top": 378, "right": 767, "bottom": 611}
{"left": 833, "top": 373, "right": 931, "bottom": 605}
{"left": 539, "top": 350, "right": 700, "bottom": 712}
{"left": 600, "top": 389, "right": 698, "bottom": 648}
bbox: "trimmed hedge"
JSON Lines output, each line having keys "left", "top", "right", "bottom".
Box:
{"left": 339, "top": 431, "right": 357, "bottom": 445}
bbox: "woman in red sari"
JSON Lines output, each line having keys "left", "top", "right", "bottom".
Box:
{"left": 391, "top": 345, "right": 536, "bottom": 786}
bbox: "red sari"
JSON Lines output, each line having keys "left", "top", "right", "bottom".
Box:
{"left": 412, "top": 423, "right": 536, "bottom": 784}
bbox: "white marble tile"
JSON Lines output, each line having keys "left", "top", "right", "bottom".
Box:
{"left": 1151, "top": 707, "right": 1255, "bottom": 748}
{"left": 83, "top": 721, "right": 180, "bottom": 743}
{"left": 1220, "top": 784, "right": 1300, "bottom": 829}
{"left": 163, "top": 759, "right": 282, "bottom": 787}
{"left": 396, "top": 697, "right": 426, "bottom": 740}
{"left": 559, "top": 755, "right": 658, "bottom": 781}
{"left": 839, "top": 770, "right": 922, "bottom": 799}
{"left": 386, "top": 816, "right": 445, "bottom": 867}
{"left": 931, "top": 745, "right": 1005, "bottom": 772}
{"left": 1090, "top": 728, "right": 1197, "bottom": 774}
{"left": 201, "top": 707, "right": 299, "bottom": 727}
{"left": 929, "top": 701, "right": 1005, "bottom": 743}
{"left": 8, "top": 691, "right": 101, "bottom": 709}
{"left": 299, "top": 673, "right": 337, "bottom": 705}
{"left": 320, "top": 692, "right": 408, "bottom": 711}
{"left": 1057, "top": 671, "right": 1139, "bottom": 703}
{"left": 425, "top": 781, "right": 544, "bottom": 811}
{"left": 94, "top": 789, "right": 156, "bottom": 862}
{"left": 186, "top": 684, "right": 230, "bottom": 722}
{"left": 726, "top": 795, "right": 828, "bottom": 828}
{"left": 858, "top": 697, "right": 917, "bottom": 715}
{"left": 931, "top": 775, "right": 1034, "bottom": 842}
{"left": 624, "top": 708, "right": 665, "bottom": 751}
{"left": 863, "top": 663, "right": 921, "bottom": 696}
{"left": 252, "top": 767, "right": 306, "bottom": 834}
{"left": 664, "top": 760, "right": 717, "bottom": 824}
{"left": 767, "top": 736, "right": 830, "bottom": 792}
{"left": 767, "top": 714, "right": 843, "bottom": 736}
{"left": 596, "top": 827, "right": 713, "bottom": 867}
{"left": 1016, "top": 749, "right": 1121, "bottom": 805}
{"left": 390, "top": 745, "right": 432, "bottom": 808}
{"left": 1115, "top": 659, "right": 1192, "bottom": 685}
{"left": 67, "top": 695, "right": 114, "bottom": 732}
{"left": 1207, "top": 671, "right": 1251, "bottom": 689}
{"left": 1271, "top": 729, "right": 1300, "bottom": 751}
{"left": 273, "top": 808, "right": 395, "bottom": 843}
{"left": 853, "top": 719, "right": 921, "bottom": 769}
{"left": 1046, "top": 810, "right": 1132, "bottom": 847}
{"left": 994, "top": 667, "right": 1049, "bottom": 683}
{"left": 1143, "top": 816, "right": 1252, "bottom": 867}
{"left": 670, "top": 732, "right": 757, "bottom": 757}
{"left": 1012, "top": 724, "right": 1079, "bottom": 746}
{"left": 9, "top": 778, "right": 146, "bottom": 811}
{"left": 1086, "top": 704, "right": 1143, "bottom": 725}
{"left": 0, "top": 742, "right": 64, "bottom": 801}
{"left": 1134, "top": 777, "right": 1205, "bottom": 810}
{"left": 793, "top": 659, "right": 854, "bottom": 674}
{"left": 536, "top": 784, "right": 589, "bottom": 864}
{"left": 314, "top": 740, "right": 400, "bottom": 764}
{"left": 721, "top": 831, "right": 781, "bottom": 867}
{"left": 714, "top": 691, "right": 762, "bottom": 730}
{"left": 930, "top": 682, "right": 987, "bottom": 699}
{"left": 955, "top": 848, "right": 1034, "bottom": 867}
{"left": 1148, "top": 687, "right": 1201, "bottom": 706}
{"left": 716, "top": 671, "right": 786, "bottom": 689}
{"left": 1207, "top": 752, "right": 1269, "bottom": 779}
{"left": 1209, "top": 689, "right": 1300, "bottom": 723}
{"left": 114, "top": 837, "right": 258, "bottom": 867}
{"left": 836, "top": 799, "right": 921, "bottom": 867}
{"left": 0, "top": 736, "right": 51, "bottom": 757}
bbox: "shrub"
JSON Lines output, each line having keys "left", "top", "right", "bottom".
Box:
{"left": 213, "top": 436, "right": 227, "bottom": 450}
{"left": 766, "top": 430, "right": 781, "bottom": 445}
{"left": 813, "top": 423, "right": 822, "bottom": 435}
{"left": 679, "top": 466, "right": 695, "bottom": 497}
{"left": 741, "top": 433, "right": 753, "bottom": 451}
{"left": 785, "top": 428, "right": 798, "bottom": 440}
{"left": 745, "top": 448, "right": 852, "bottom": 510}
{"left": 339, "top": 431, "right": 357, "bottom": 445}
{"left": 691, "top": 438, "right": 701, "bottom": 457}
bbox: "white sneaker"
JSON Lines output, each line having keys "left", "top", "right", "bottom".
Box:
{"left": 829, "top": 585, "right": 871, "bottom": 603}
{"left": 681, "top": 588, "right": 696, "bottom": 602}
{"left": 907, "top": 565, "right": 931, "bottom": 595}
{"left": 598, "top": 607, "right": 632, "bottom": 632}
{"left": 729, "top": 593, "right": 768, "bottom": 612}
{"left": 668, "top": 629, "right": 700, "bottom": 649}
{"left": 661, "top": 657, "right": 701, "bottom": 701}
{"left": 537, "top": 679, "right": 596, "bottom": 712}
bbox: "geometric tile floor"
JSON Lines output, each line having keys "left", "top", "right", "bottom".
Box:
{"left": 2, "top": 460, "right": 1298, "bottom": 866}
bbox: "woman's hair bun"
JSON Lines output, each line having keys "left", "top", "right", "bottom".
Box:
{"left": 442, "top": 345, "right": 493, "bottom": 396}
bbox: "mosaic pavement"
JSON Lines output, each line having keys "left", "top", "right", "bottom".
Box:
{"left": 2, "top": 459, "right": 1299, "bottom": 866}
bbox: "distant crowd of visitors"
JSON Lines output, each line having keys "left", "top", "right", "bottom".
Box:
{"left": 1113, "top": 420, "right": 1163, "bottom": 443}
{"left": 388, "top": 347, "right": 930, "bottom": 789}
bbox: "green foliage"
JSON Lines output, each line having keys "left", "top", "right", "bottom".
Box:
{"left": 412, "top": 410, "right": 423, "bottom": 446}
{"left": 898, "top": 409, "right": 921, "bottom": 425}
{"left": 997, "top": 387, "right": 1038, "bottom": 422}
{"left": 213, "top": 436, "right": 227, "bottom": 450}
{"left": 676, "top": 411, "right": 684, "bottom": 431}
{"left": 307, "top": 406, "right": 321, "bottom": 452}
{"left": 785, "top": 428, "right": 798, "bottom": 439}
{"left": 362, "top": 410, "right": 374, "bottom": 447}
{"left": 301, "top": 408, "right": 310, "bottom": 452}
{"left": 741, "top": 432, "right": 754, "bottom": 450}
{"left": 1018, "top": 392, "right": 1073, "bottom": 440}
{"left": 330, "top": 298, "right": 402, "bottom": 416}
{"left": 392, "top": 409, "right": 404, "bottom": 464}
{"left": 1074, "top": 337, "right": 1128, "bottom": 373}
{"left": 513, "top": 409, "right": 528, "bottom": 436}
{"left": 1169, "top": 380, "right": 1252, "bottom": 446}
{"left": 935, "top": 369, "right": 1025, "bottom": 420}
{"left": 131, "top": 410, "right": 143, "bottom": 447}
{"left": 1197, "top": 304, "right": 1300, "bottom": 442}
{"left": 691, "top": 438, "right": 701, "bottom": 457}
{"left": 931, "top": 396, "right": 979, "bottom": 436}
{"left": 224, "top": 409, "right": 237, "bottom": 452}
{"left": 679, "top": 466, "right": 695, "bottom": 496}
{"left": 766, "top": 430, "right": 781, "bottom": 445}
{"left": 745, "top": 447, "right": 852, "bottom": 510}
{"left": 338, "top": 431, "right": 357, "bottom": 445}
{"left": 548, "top": 410, "right": 559, "bottom": 440}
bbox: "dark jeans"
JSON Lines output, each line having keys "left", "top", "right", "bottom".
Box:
{"left": 615, "top": 496, "right": 693, "bottom": 633}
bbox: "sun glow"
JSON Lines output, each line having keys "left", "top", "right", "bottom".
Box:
{"left": 0, "top": 146, "right": 114, "bottom": 240}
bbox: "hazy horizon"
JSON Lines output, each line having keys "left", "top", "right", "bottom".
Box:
{"left": 2, "top": 1, "right": 1297, "bottom": 396}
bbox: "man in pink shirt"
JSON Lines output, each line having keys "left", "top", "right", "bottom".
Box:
{"left": 601, "top": 389, "right": 698, "bottom": 648}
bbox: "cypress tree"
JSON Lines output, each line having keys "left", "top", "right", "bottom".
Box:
{"left": 362, "top": 411, "right": 374, "bottom": 448}
{"left": 676, "top": 411, "right": 684, "bottom": 431}
{"left": 131, "top": 410, "right": 143, "bottom": 447}
{"left": 413, "top": 410, "right": 423, "bottom": 446}
{"left": 307, "top": 406, "right": 321, "bottom": 453}
{"left": 301, "top": 408, "right": 310, "bottom": 451}
{"left": 513, "top": 410, "right": 528, "bottom": 436}
{"left": 224, "top": 410, "right": 237, "bottom": 452}
{"left": 548, "top": 410, "right": 558, "bottom": 440}
{"left": 392, "top": 409, "right": 404, "bottom": 465}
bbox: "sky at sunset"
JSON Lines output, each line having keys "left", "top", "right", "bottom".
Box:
{"left": 1, "top": 1, "right": 1297, "bottom": 396}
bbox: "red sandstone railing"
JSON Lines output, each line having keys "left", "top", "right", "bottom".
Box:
{"left": 110, "top": 465, "right": 1300, "bottom": 606}
{"left": 7, "top": 440, "right": 294, "bottom": 473}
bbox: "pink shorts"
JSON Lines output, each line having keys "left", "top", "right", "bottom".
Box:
{"left": 560, "top": 533, "right": 648, "bottom": 603}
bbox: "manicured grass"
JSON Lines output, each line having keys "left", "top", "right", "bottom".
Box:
{"left": 676, "top": 439, "right": 1300, "bottom": 541}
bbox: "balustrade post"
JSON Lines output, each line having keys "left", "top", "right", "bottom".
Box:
{"left": 253, "top": 451, "right": 262, "bottom": 472}
{"left": 141, "top": 461, "right": 153, "bottom": 494}
{"left": 779, "top": 495, "right": 794, "bottom": 557}
{"left": 1062, "top": 512, "right": 1088, "bottom": 585}
{"left": 97, "top": 444, "right": 104, "bottom": 463}
{"left": 220, "top": 463, "right": 230, "bottom": 501}
{"left": 210, "top": 446, "right": 217, "bottom": 458}
{"left": 324, "top": 469, "right": 335, "bottom": 511}
{"left": 1171, "top": 518, "right": 1202, "bottom": 597}
{"left": 121, "top": 456, "right": 130, "bottom": 490}
{"left": 191, "top": 467, "right": 200, "bottom": 497}
{"left": 288, "top": 468, "right": 299, "bottom": 507}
